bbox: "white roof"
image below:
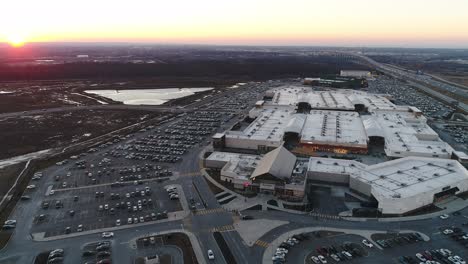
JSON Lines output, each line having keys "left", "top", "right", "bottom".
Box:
{"left": 267, "top": 87, "right": 396, "bottom": 111}
{"left": 362, "top": 117, "right": 383, "bottom": 137}
{"left": 206, "top": 152, "right": 259, "bottom": 180}
{"left": 226, "top": 108, "right": 290, "bottom": 142}
{"left": 357, "top": 157, "right": 468, "bottom": 199}
{"left": 284, "top": 114, "right": 306, "bottom": 134}
{"left": 251, "top": 146, "right": 297, "bottom": 179}
{"left": 300, "top": 110, "right": 367, "bottom": 147}
{"left": 363, "top": 111, "right": 453, "bottom": 158}
{"left": 307, "top": 157, "right": 367, "bottom": 175}
{"left": 228, "top": 108, "right": 368, "bottom": 149}
{"left": 308, "top": 156, "right": 468, "bottom": 199}
{"left": 206, "top": 151, "right": 258, "bottom": 163}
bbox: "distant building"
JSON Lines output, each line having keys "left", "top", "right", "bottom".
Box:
{"left": 340, "top": 70, "right": 372, "bottom": 78}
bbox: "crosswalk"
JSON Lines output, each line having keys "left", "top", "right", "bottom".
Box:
{"left": 309, "top": 212, "right": 342, "bottom": 220}
{"left": 194, "top": 208, "right": 225, "bottom": 215}
{"left": 254, "top": 240, "right": 269, "bottom": 248}
{"left": 211, "top": 225, "right": 235, "bottom": 232}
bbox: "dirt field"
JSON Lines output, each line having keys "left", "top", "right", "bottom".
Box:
{"left": 433, "top": 74, "right": 468, "bottom": 87}
{"left": 0, "top": 109, "right": 159, "bottom": 160}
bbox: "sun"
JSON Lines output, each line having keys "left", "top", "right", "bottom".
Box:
{"left": 6, "top": 35, "right": 26, "bottom": 47}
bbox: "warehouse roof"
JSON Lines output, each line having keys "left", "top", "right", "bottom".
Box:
{"left": 308, "top": 156, "right": 468, "bottom": 199}
{"left": 356, "top": 157, "right": 468, "bottom": 199}
{"left": 266, "top": 86, "right": 396, "bottom": 111}
{"left": 362, "top": 111, "right": 453, "bottom": 158}
{"left": 227, "top": 108, "right": 369, "bottom": 149}
{"left": 300, "top": 110, "right": 367, "bottom": 148}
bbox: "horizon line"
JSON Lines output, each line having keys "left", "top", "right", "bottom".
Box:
{"left": 1, "top": 41, "right": 467, "bottom": 50}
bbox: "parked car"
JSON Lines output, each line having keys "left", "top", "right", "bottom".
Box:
{"left": 362, "top": 239, "right": 374, "bottom": 248}
{"left": 207, "top": 249, "right": 215, "bottom": 260}
{"left": 440, "top": 214, "right": 450, "bottom": 220}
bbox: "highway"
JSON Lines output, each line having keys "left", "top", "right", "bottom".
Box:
{"left": 353, "top": 53, "right": 468, "bottom": 113}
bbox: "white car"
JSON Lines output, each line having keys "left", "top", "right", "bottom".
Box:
{"left": 362, "top": 239, "right": 374, "bottom": 248}
{"left": 115, "top": 219, "right": 121, "bottom": 226}
{"left": 26, "top": 185, "right": 36, "bottom": 189}
{"left": 276, "top": 248, "right": 288, "bottom": 254}
{"left": 165, "top": 186, "right": 177, "bottom": 192}
{"left": 102, "top": 232, "right": 114, "bottom": 238}
{"left": 311, "top": 256, "right": 320, "bottom": 264}
{"left": 439, "top": 248, "right": 452, "bottom": 257}
{"left": 207, "top": 249, "right": 215, "bottom": 260}
{"left": 4, "top": 220, "right": 16, "bottom": 226}
{"left": 416, "top": 253, "right": 427, "bottom": 262}
{"left": 318, "top": 255, "right": 327, "bottom": 263}
{"left": 453, "top": 256, "right": 466, "bottom": 264}
{"left": 440, "top": 214, "right": 450, "bottom": 220}
{"left": 443, "top": 229, "right": 454, "bottom": 235}
{"left": 330, "top": 254, "right": 340, "bottom": 261}
{"left": 49, "top": 190, "right": 55, "bottom": 195}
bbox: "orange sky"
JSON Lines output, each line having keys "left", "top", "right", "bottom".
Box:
{"left": 1, "top": 0, "right": 468, "bottom": 48}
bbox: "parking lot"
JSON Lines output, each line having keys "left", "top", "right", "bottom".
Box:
{"left": 276, "top": 232, "right": 370, "bottom": 264}
{"left": 81, "top": 240, "right": 113, "bottom": 264}
{"left": 367, "top": 76, "right": 455, "bottom": 119}
{"left": 270, "top": 229, "right": 466, "bottom": 264}
{"left": 13, "top": 80, "right": 277, "bottom": 242}
{"left": 31, "top": 181, "right": 181, "bottom": 237}
{"left": 22, "top": 105, "right": 246, "bottom": 236}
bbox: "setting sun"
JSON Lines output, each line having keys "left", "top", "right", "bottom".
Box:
{"left": 7, "top": 35, "right": 26, "bottom": 47}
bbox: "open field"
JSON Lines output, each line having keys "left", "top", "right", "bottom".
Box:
{"left": 0, "top": 110, "right": 159, "bottom": 160}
